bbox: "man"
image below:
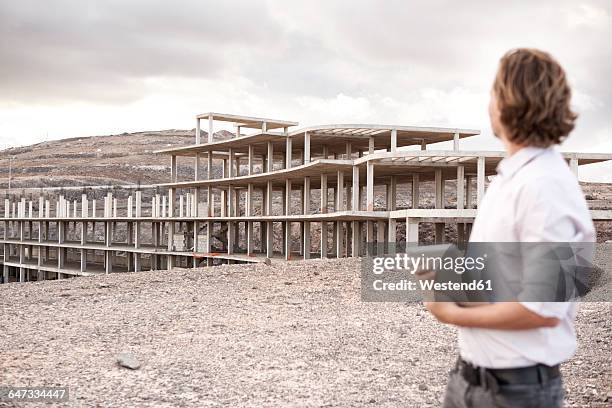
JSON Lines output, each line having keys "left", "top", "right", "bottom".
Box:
{"left": 425, "top": 48, "right": 595, "bottom": 407}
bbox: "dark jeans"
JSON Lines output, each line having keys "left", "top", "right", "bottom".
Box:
{"left": 442, "top": 366, "right": 564, "bottom": 408}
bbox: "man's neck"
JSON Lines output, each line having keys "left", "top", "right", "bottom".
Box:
{"left": 501, "top": 136, "right": 526, "bottom": 157}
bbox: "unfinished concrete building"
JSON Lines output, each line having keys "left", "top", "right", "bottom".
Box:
{"left": 2, "top": 112, "right": 612, "bottom": 283}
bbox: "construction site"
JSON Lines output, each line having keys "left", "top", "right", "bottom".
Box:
{"left": 2, "top": 112, "right": 612, "bottom": 283}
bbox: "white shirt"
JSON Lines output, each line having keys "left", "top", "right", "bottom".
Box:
{"left": 459, "top": 146, "right": 595, "bottom": 368}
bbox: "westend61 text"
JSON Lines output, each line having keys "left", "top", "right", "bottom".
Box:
{"left": 372, "top": 279, "right": 493, "bottom": 292}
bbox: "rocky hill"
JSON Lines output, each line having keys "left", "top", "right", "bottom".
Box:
{"left": 0, "top": 129, "right": 235, "bottom": 189}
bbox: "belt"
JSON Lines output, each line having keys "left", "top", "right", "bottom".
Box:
{"left": 456, "top": 358, "right": 560, "bottom": 392}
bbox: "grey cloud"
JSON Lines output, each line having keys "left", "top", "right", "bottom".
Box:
{"left": 0, "top": 0, "right": 285, "bottom": 104}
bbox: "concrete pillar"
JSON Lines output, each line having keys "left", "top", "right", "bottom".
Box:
{"left": 457, "top": 223, "right": 465, "bottom": 245}
{"left": 435, "top": 223, "right": 445, "bottom": 244}
{"left": 208, "top": 114, "right": 214, "bottom": 143}
{"left": 387, "top": 176, "right": 397, "bottom": 211}
{"left": 298, "top": 211, "right": 304, "bottom": 256}
{"left": 38, "top": 196, "right": 44, "bottom": 218}
{"left": 453, "top": 132, "right": 460, "bottom": 151}
{"left": 227, "top": 221, "right": 234, "bottom": 255}
{"left": 434, "top": 169, "right": 444, "bottom": 243}
{"left": 132, "top": 190, "right": 140, "bottom": 217}
{"left": 105, "top": 220, "right": 112, "bottom": 248}
{"left": 205, "top": 186, "right": 212, "bottom": 216}
{"left": 266, "top": 221, "right": 273, "bottom": 258}
{"left": 286, "top": 138, "right": 292, "bottom": 169}
{"left": 304, "top": 132, "right": 310, "bottom": 164}
{"left": 336, "top": 171, "right": 344, "bottom": 212}
{"left": 37, "top": 244, "right": 44, "bottom": 281}
{"left": 457, "top": 165, "right": 465, "bottom": 210}
{"left": 366, "top": 221, "right": 374, "bottom": 255}
{"left": 80, "top": 248, "right": 87, "bottom": 273}
{"left": 247, "top": 145, "right": 254, "bottom": 175}
{"left": 466, "top": 176, "right": 474, "bottom": 209}
{"left": 170, "top": 155, "right": 177, "bottom": 183}
{"left": 390, "top": 129, "right": 397, "bottom": 152}
{"left": 303, "top": 221, "right": 311, "bottom": 259}
{"left": 228, "top": 148, "right": 235, "bottom": 178}
{"left": 320, "top": 174, "right": 328, "bottom": 213}
{"left": 321, "top": 221, "right": 328, "bottom": 259}
{"left": 352, "top": 166, "right": 360, "bottom": 211}
{"left": 388, "top": 219, "right": 397, "bottom": 254}
{"left": 406, "top": 218, "right": 419, "bottom": 243}
{"left": 196, "top": 117, "right": 201, "bottom": 144}
{"left": 569, "top": 157, "right": 579, "bottom": 177}
{"left": 58, "top": 221, "right": 65, "bottom": 244}
{"left": 435, "top": 169, "right": 443, "bottom": 209}
{"left": 377, "top": 220, "right": 386, "bottom": 255}
{"left": 167, "top": 220, "right": 174, "bottom": 251}
{"left": 366, "top": 161, "right": 374, "bottom": 211}
{"left": 246, "top": 220, "right": 253, "bottom": 256}
{"left": 206, "top": 221, "right": 212, "bottom": 253}
{"left": 81, "top": 220, "right": 87, "bottom": 246}
{"left": 351, "top": 221, "right": 360, "bottom": 257}
{"left": 81, "top": 194, "right": 88, "bottom": 218}
{"left": 477, "top": 156, "right": 486, "bottom": 206}
{"left": 127, "top": 196, "right": 133, "bottom": 218}
{"left": 303, "top": 177, "right": 310, "bottom": 214}
{"left": 207, "top": 152, "right": 214, "bottom": 180}
{"left": 104, "top": 192, "right": 112, "bottom": 217}
{"left": 227, "top": 186, "right": 234, "bottom": 217}
{"left": 335, "top": 221, "right": 343, "bottom": 258}
{"left": 267, "top": 141, "right": 274, "bottom": 172}
{"left": 284, "top": 221, "right": 292, "bottom": 260}
{"left": 265, "top": 181, "right": 273, "bottom": 216}
{"left": 195, "top": 153, "right": 201, "bottom": 181}
{"left": 284, "top": 180, "right": 292, "bottom": 216}
{"left": 220, "top": 190, "right": 226, "bottom": 217}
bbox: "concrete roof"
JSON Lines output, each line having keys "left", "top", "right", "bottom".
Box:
{"left": 156, "top": 124, "right": 481, "bottom": 156}
{"left": 195, "top": 112, "right": 298, "bottom": 130}
{"left": 291, "top": 124, "right": 479, "bottom": 139}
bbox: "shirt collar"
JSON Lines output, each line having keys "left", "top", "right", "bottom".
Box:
{"left": 496, "top": 146, "right": 549, "bottom": 179}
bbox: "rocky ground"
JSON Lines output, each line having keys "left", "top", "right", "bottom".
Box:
{"left": 0, "top": 258, "right": 610, "bottom": 407}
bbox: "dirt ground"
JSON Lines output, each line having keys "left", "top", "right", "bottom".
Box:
{"left": 0, "top": 258, "right": 610, "bottom": 407}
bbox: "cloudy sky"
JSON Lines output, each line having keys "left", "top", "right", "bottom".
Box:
{"left": 1, "top": 0, "right": 610, "bottom": 180}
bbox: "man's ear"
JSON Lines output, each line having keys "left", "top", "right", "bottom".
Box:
{"left": 488, "top": 90, "right": 502, "bottom": 140}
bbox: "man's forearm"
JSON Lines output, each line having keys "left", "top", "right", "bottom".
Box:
{"left": 443, "top": 302, "right": 559, "bottom": 330}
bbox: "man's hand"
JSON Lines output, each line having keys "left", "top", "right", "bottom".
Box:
{"left": 423, "top": 301, "right": 560, "bottom": 330}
